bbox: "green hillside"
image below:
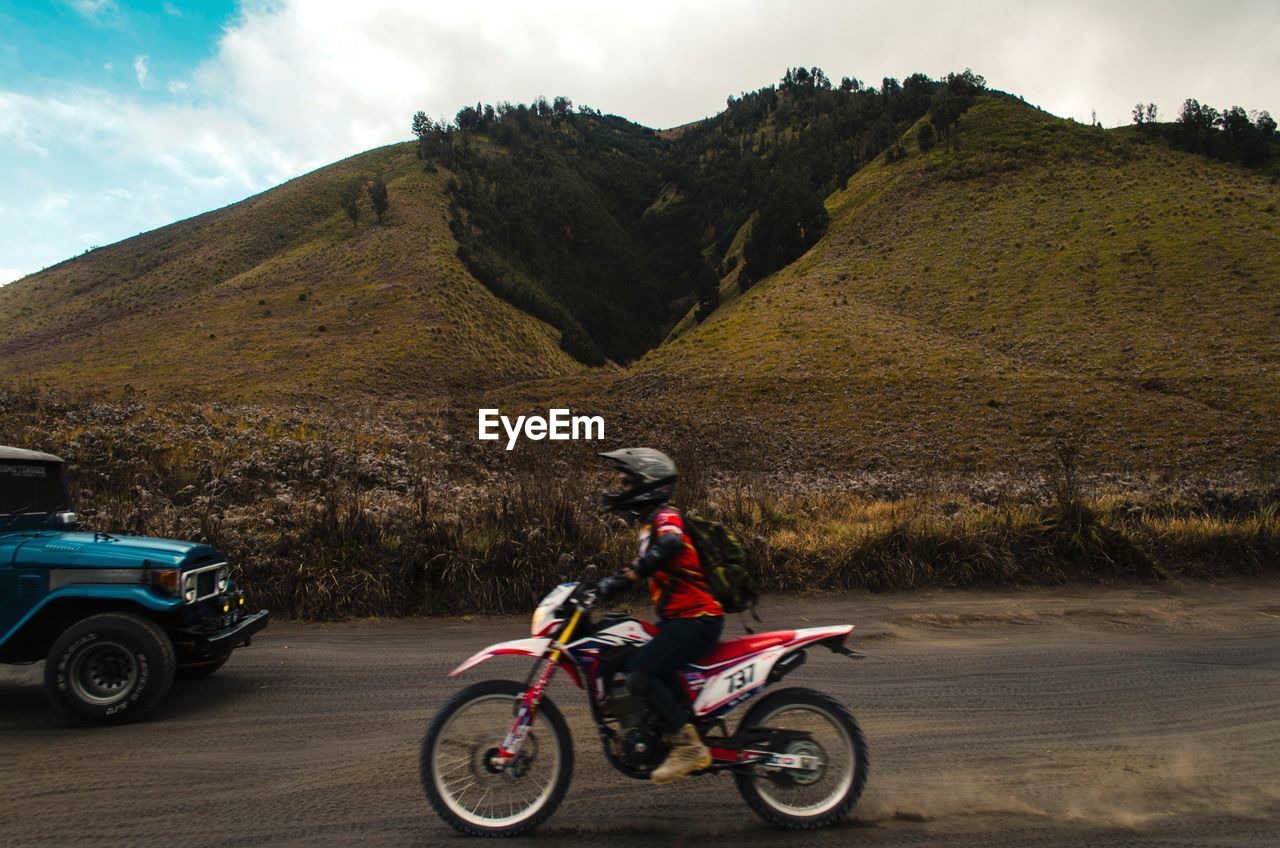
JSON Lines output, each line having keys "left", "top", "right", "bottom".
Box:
{"left": 523, "top": 97, "right": 1280, "bottom": 477}
{"left": 1, "top": 81, "right": 1276, "bottom": 482}
{"left": 0, "top": 67, "right": 963, "bottom": 393}
{"left": 0, "top": 144, "right": 585, "bottom": 399}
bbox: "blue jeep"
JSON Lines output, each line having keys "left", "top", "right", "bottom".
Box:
{"left": 1, "top": 446, "right": 269, "bottom": 725}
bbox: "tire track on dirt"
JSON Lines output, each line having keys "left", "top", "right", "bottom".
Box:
{"left": 3, "top": 580, "right": 1280, "bottom": 846}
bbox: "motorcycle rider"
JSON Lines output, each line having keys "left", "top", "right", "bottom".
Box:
{"left": 596, "top": 448, "right": 725, "bottom": 785}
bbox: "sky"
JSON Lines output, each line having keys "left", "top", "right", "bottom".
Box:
{"left": 1, "top": 0, "right": 1277, "bottom": 285}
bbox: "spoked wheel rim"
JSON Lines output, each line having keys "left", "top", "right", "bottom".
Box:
{"left": 431, "top": 694, "right": 562, "bottom": 829}
{"left": 69, "top": 641, "right": 137, "bottom": 706}
{"left": 747, "top": 703, "right": 856, "bottom": 818}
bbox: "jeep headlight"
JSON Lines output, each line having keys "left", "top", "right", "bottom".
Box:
{"left": 217, "top": 566, "right": 229, "bottom": 593}
{"left": 182, "top": 572, "right": 197, "bottom": 603}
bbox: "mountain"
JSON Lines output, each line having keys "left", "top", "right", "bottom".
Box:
{"left": 1, "top": 68, "right": 947, "bottom": 396}
{"left": 512, "top": 97, "right": 1280, "bottom": 476}
{"left": 1, "top": 75, "right": 1276, "bottom": 478}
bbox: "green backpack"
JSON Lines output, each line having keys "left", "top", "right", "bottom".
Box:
{"left": 685, "top": 514, "right": 759, "bottom": 617}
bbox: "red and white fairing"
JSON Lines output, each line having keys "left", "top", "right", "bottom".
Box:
{"left": 452, "top": 608, "right": 854, "bottom": 720}
{"left": 685, "top": 626, "right": 853, "bottom": 716}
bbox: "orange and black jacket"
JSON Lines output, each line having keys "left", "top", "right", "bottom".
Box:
{"left": 631, "top": 506, "right": 723, "bottom": 620}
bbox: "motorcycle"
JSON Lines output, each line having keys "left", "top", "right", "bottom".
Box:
{"left": 419, "top": 575, "right": 870, "bottom": 836}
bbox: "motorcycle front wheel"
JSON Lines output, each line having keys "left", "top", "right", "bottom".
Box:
{"left": 420, "top": 679, "right": 574, "bottom": 836}
{"left": 733, "top": 687, "right": 869, "bottom": 829}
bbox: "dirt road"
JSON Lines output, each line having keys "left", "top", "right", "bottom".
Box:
{"left": 3, "top": 580, "right": 1280, "bottom": 847}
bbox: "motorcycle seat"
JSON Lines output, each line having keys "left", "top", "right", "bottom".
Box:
{"left": 696, "top": 630, "right": 796, "bottom": 666}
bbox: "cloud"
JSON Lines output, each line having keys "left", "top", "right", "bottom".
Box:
{"left": 0, "top": 92, "right": 49, "bottom": 156}
{"left": 161, "top": 2, "right": 182, "bottom": 16}
{"left": 3, "top": 0, "right": 1279, "bottom": 280}
{"left": 133, "top": 54, "right": 150, "bottom": 88}
{"left": 189, "top": 0, "right": 1280, "bottom": 143}
{"left": 0, "top": 85, "right": 303, "bottom": 280}
{"left": 1, "top": 88, "right": 293, "bottom": 189}
{"left": 69, "top": 0, "right": 116, "bottom": 15}
{"left": 18, "top": 2, "right": 1280, "bottom": 190}
{"left": 34, "top": 192, "right": 72, "bottom": 219}
{"left": 0, "top": 268, "right": 24, "bottom": 286}
{"left": 67, "top": 0, "right": 120, "bottom": 25}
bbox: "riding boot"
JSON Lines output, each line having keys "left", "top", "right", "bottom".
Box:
{"left": 651, "top": 724, "right": 711, "bottom": 785}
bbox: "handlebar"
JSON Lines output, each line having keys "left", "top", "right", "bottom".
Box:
{"left": 565, "top": 569, "right": 631, "bottom": 613}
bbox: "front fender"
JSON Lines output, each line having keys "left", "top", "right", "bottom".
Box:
{"left": 450, "top": 637, "right": 553, "bottom": 677}
{"left": 449, "top": 636, "right": 583, "bottom": 688}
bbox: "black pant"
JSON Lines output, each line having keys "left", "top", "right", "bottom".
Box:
{"left": 627, "top": 616, "right": 724, "bottom": 733}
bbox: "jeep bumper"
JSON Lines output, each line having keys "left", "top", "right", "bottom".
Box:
{"left": 171, "top": 608, "right": 270, "bottom": 653}
{"left": 205, "top": 609, "right": 270, "bottom": 649}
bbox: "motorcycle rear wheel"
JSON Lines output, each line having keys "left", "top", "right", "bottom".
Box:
{"left": 420, "top": 679, "right": 573, "bottom": 837}
{"left": 733, "top": 687, "right": 869, "bottom": 829}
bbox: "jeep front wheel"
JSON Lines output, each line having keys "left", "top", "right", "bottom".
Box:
{"left": 45, "top": 613, "right": 176, "bottom": 726}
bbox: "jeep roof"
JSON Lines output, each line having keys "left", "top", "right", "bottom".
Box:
{"left": 0, "top": 446, "right": 64, "bottom": 463}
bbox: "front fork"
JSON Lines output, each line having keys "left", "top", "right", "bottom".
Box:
{"left": 495, "top": 608, "right": 584, "bottom": 763}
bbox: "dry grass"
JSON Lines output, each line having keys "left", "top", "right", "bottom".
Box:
{"left": 2, "top": 386, "right": 1274, "bottom": 620}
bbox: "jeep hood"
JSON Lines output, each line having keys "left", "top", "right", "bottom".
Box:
{"left": 7, "top": 531, "right": 224, "bottom": 570}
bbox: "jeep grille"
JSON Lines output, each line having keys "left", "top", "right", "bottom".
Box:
{"left": 183, "top": 561, "right": 228, "bottom": 603}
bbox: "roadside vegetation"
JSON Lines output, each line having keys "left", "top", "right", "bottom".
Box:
{"left": 3, "top": 387, "right": 1274, "bottom": 620}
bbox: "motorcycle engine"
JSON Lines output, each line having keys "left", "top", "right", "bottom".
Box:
{"left": 621, "top": 726, "right": 665, "bottom": 767}
{"left": 603, "top": 681, "right": 668, "bottom": 767}
{"left": 601, "top": 682, "right": 636, "bottom": 720}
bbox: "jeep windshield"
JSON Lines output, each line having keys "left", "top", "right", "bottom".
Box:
{"left": 0, "top": 460, "right": 69, "bottom": 530}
